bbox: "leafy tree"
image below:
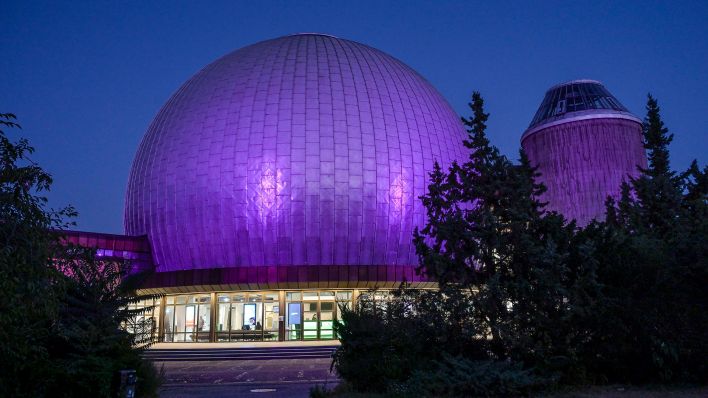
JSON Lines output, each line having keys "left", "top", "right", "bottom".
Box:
{"left": 0, "top": 113, "right": 75, "bottom": 396}
{"left": 49, "top": 248, "right": 162, "bottom": 397}
{"left": 0, "top": 113, "right": 162, "bottom": 397}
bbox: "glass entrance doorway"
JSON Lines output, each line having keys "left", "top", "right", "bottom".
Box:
{"left": 286, "top": 291, "right": 347, "bottom": 340}
{"left": 215, "top": 292, "right": 278, "bottom": 341}
{"left": 162, "top": 295, "right": 211, "bottom": 342}
{"left": 286, "top": 301, "right": 302, "bottom": 340}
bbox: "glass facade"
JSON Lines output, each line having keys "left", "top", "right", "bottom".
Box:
{"left": 162, "top": 294, "right": 211, "bottom": 342}
{"left": 215, "top": 292, "right": 278, "bottom": 341}
{"left": 158, "top": 290, "right": 358, "bottom": 343}
{"left": 289, "top": 291, "right": 339, "bottom": 340}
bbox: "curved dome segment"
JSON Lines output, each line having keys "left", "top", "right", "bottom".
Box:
{"left": 125, "top": 34, "right": 468, "bottom": 275}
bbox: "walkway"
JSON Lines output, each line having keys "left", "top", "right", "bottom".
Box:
{"left": 156, "top": 357, "right": 339, "bottom": 398}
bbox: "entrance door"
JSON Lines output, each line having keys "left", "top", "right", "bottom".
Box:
{"left": 319, "top": 301, "right": 335, "bottom": 339}
{"left": 163, "top": 306, "right": 175, "bottom": 342}
{"left": 284, "top": 291, "right": 345, "bottom": 340}
{"left": 162, "top": 294, "right": 211, "bottom": 343}
{"left": 286, "top": 302, "right": 302, "bottom": 340}
{"left": 185, "top": 305, "right": 196, "bottom": 342}
{"left": 303, "top": 302, "right": 318, "bottom": 340}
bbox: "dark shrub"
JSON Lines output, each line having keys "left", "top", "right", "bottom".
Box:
{"left": 397, "top": 355, "right": 549, "bottom": 397}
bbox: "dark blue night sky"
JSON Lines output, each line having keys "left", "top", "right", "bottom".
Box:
{"left": 2, "top": 1, "right": 706, "bottom": 233}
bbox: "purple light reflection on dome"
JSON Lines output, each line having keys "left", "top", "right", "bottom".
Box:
{"left": 125, "top": 34, "right": 468, "bottom": 274}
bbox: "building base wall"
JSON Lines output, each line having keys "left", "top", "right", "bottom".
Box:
{"left": 522, "top": 117, "right": 647, "bottom": 225}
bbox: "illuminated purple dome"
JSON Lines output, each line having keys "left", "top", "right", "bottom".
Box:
{"left": 125, "top": 33, "right": 467, "bottom": 277}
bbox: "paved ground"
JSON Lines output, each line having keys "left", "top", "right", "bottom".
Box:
{"left": 160, "top": 382, "right": 330, "bottom": 398}
{"left": 157, "top": 358, "right": 339, "bottom": 398}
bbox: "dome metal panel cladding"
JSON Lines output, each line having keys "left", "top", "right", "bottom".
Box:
{"left": 124, "top": 33, "right": 469, "bottom": 274}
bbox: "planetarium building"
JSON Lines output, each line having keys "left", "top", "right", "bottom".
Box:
{"left": 67, "top": 34, "right": 646, "bottom": 343}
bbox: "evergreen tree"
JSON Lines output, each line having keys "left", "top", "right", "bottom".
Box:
{"left": 332, "top": 92, "right": 707, "bottom": 394}
{"left": 643, "top": 95, "right": 673, "bottom": 178}
{"left": 591, "top": 95, "right": 708, "bottom": 382}
{"left": 414, "top": 92, "right": 594, "bottom": 378}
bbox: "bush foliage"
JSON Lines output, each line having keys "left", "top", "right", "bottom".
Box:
{"left": 332, "top": 94, "right": 707, "bottom": 396}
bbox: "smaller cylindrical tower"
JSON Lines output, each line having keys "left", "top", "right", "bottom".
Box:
{"left": 521, "top": 80, "right": 647, "bottom": 225}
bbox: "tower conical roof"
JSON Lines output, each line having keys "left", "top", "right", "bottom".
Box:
{"left": 524, "top": 80, "right": 639, "bottom": 137}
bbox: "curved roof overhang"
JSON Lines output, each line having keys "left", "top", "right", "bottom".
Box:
{"left": 521, "top": 110, "right": 642, "bottom": 143}
{"left": 136, "top": 264, "right": 436, "bottom": 294}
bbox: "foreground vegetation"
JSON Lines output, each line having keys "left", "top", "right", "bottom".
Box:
{"left": 0, "top": 113, "right": 162, "bottom": 397}
{"left": 312, "top": 383, "right": 708, "bottom": 398}
{"left": 330, "top": 94, "right": 707, "bottom": 397}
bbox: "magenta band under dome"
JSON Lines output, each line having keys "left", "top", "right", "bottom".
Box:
{"left": 125, "top": 33, "right": 468, "bottom": 274}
